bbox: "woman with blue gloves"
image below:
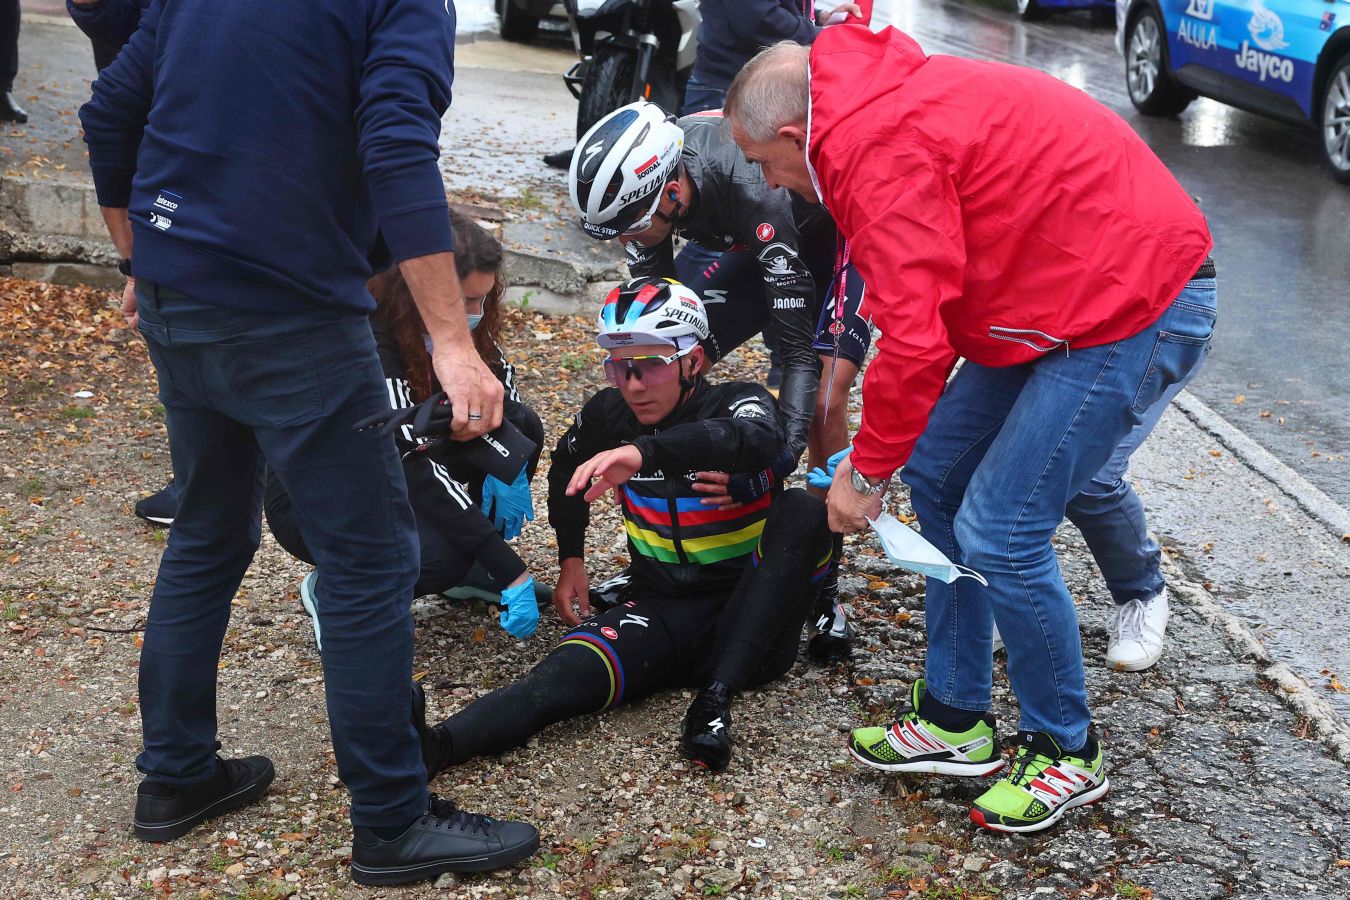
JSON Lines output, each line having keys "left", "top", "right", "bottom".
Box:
{"left": 264, "top": 210, "right": 545, "bottom": 641}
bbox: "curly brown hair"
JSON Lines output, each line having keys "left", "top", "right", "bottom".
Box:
{"left": 370, "top": 208, "right": 507, "bottom": 402}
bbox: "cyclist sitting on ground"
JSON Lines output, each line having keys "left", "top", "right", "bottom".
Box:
{"left": 265, "top": 209, "right": 545, "bottom": 645}
{"left": 415, "top": 277, "right": 833, "bottom": 774}
{"left": 568, "top": 99, "right": 869, "bottom": 663}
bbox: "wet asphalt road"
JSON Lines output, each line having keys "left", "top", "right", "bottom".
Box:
{"left": 889, "top": 0, "right": 1350, "bottom": 510}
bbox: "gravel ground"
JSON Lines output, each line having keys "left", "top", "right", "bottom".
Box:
{"left": 1, "top": 278, "right": 1347, "bottom": 900}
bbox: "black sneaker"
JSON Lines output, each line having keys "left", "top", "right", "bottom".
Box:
{"left": 681, "top": 682, "right": 733, "bottom": 773}
{"left": 134, "top": 480, "right": 179, "bottom": 527}
{"left": 350, "top": 795, "right": 539, "bottom": 885}
{"left": 412, "top": 681, "right": 452, "bottom": 782}
{"left": 808, "top": 597, "right": 854, "bottom": 664}
{"left": 134, "top": 752, "right": 275, "bottom": 842}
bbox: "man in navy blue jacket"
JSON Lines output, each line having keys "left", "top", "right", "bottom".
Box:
{"left": 682, "top": 0, "right": 863, "bottom": 113}
{"left": 67, "top": 0, "right": 148, "bottom": 70}
{"left": 80, "top": 0, "right": 537, "bottom": 885}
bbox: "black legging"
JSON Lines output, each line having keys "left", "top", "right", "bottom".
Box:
{"left": 0, "top": 0, "right": 19, "bottom": 93}
{"left": 437, "top": 488, "right": 832, "bottom": 764}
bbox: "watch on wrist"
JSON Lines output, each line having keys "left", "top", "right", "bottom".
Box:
{"left": 850, "top": 466, "right": 889, "bottom": 496}
{"left": 117, "top": 258, "right": 132, "bottom": 277}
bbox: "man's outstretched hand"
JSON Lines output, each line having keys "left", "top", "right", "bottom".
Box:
{"left": 567, "top": 445, "right": 644, "bottom": 502}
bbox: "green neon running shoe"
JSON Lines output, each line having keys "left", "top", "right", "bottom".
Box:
{"left": 970, "top": 730, "right": 1109, "bottom": 833}
{"left": 847, "top": 680, "right": 1005, "bottom": 777}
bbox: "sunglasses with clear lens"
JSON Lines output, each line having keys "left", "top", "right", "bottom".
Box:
{"left": 602, "top": 347, "right": 693, "bottom": 387}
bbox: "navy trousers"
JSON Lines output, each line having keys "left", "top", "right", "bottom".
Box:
{"left": 134, "top": 283, "right": 427, "bottom": 827}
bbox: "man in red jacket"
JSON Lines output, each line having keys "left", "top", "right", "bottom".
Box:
{"left": 724, "top": 29, "right": 1216, "bottom": 833}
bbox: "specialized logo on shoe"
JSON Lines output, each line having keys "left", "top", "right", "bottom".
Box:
{"left": 707, "top": 718, "right": 725, "bottom": 734}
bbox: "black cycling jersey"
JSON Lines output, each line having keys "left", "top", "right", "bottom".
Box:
{"left": 624, "top": 112, "right": 833, "bottom": 461}
{"left": 548, "top": 377, "right": 784, "bottom": 596}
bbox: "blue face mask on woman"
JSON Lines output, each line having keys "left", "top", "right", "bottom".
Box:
{"left": 423, "top": 314, "right": 484, "bottom": 353}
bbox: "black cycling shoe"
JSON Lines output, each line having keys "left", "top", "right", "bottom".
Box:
{"left": 134, "top": 752, "right": 275, "bottom": 842}
{"left": 808, "top": 597, "right": 854, "bottom": 665}
{"left": 134, "top": 479, "right": 179, "bottom": 527}
{"left": 681, "top": 681, "right": 733, "bottom": 773}
{"left": 350, "top": 794, "right": 539, "bottom": 886}
{"left": 412, "top": 681, "right": 452, "bottom": 781}
{"left": 588, "top": 568, "right": 633, "bottom": 614}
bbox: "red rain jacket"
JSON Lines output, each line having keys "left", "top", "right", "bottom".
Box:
{"left": 806, "top": 27, "right": 1213, "bottom": 480}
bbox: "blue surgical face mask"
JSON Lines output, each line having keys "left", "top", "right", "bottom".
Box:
{"left": 467, "top": 313, "right": 483, "bottom": 331}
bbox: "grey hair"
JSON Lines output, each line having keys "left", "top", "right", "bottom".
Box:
{"left": 724, "top": 41, "right": 811, "bottom": 143}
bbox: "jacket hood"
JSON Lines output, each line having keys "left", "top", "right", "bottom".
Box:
{"left": 807, "top": 27, "right": 929, "bottom": 177}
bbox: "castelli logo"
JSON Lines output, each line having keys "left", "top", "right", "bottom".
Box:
{"left": 601, "top": 627, "right": 619, "bottom": 640}
{"left": 756, "top": 222, "right": 775, "bottom": 242}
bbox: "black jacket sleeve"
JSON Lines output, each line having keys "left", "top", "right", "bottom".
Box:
{"left": 547, "top": 390, "right": 625, "bottom": 561}
{"left": 742, "top": 192, "right": 822, "bottom": 461}
{"left": 630, "top": 385, "right": 784, "bottom": 475}
{"left": 373, "top": 321, "right": 526, "bottom": 584}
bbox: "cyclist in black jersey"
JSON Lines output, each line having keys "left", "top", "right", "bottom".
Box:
{"left": 568, "top": 100, "right": 869, "bottom": 662}
{"left": 415, "top": 277, "right": 833, "bottom": 774}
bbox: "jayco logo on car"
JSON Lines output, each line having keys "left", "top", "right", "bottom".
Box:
{"left": 1235, "top": 0, "right": 1293, "bottom": 83}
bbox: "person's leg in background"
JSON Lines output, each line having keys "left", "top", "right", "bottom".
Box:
{"left": 805, "top": 263, "right": 869, "bottom": 663}
{"left": 675, "top": 245, "right": 772, "bottom": 375}
{"left": 1065, "top": 309, "right": 1213, "bottom": 671}
{"left": 0, "top": 0, "right": 26, "bottom": 123}
{"left": 681, "top": 489, "right": 833, "bottom": 771}
{"left": 679, "top": 77, "right": 725, "bottom": 116}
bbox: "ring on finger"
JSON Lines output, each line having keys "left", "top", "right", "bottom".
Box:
{"left": 467, "top": 412, "right": 483, "bottom": 420}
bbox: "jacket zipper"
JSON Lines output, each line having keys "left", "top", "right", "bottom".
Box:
{"left": 987, "top": 325, "right": 1069, "bottom": 354}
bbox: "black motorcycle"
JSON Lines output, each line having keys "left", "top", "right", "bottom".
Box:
{"left": 562, "top": 0, "right": 700, "bottom": 139}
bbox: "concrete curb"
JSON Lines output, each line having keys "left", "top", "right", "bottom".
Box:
{"left": 1166, "top": 561, "right": 1350, "bottom": 766}
{"left": 1173, "top": 391, "right": 1350, "bottom": 541}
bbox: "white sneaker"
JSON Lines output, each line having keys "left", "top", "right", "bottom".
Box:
{"left": 299, "top": 570, "right": 322, "bottom": 652}
{"left": 1104, "top": 589, "right": 1169, "bottom": 672}
{"left": 991, "top": 623, "right": 1005, "bottom": 655}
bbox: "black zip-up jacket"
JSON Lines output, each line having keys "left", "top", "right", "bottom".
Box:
{"left": 374, "top": 316, "right": 534, "bottom": 586}
{"left": 548, "top": 379, "right": 784, "bottom": 596}
{"left": 625, "top": 113, "right": 830, "bottom": 462}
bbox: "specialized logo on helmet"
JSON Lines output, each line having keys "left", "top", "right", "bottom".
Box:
{"left": 756, "top": 222, "right": 775, "bottom": 242}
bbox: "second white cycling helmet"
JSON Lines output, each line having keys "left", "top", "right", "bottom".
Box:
{"left": 596, "top": 277, "right": 709, "bottom": 350}
{"left": 569, "top": 101, "right": 684, "bottom": 240}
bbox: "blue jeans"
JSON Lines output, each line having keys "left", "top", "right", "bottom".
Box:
{"left": 135, "top": 283, "right": 427, "bottom": 827}
{"left": 680, "top": 76, "right": 725, "bottom": 115}
{"left": 900, "top": 277, "right": 1217, "bottom": 749}
{"left": 1065, "top": 341, "right": 1206, "bottom": 605}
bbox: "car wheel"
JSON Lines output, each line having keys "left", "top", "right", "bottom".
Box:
{"left": 1321, "top": 55, "right": 1350, "bottom": 184}
{"left": 1125, "top": 6, "right": 1194, "bottom": 116}
{"left": 1016, "top": 0, "right": 1051, "bottom": 22}
{"left": 499, "top": 0, "right": 540, "bottom": 43}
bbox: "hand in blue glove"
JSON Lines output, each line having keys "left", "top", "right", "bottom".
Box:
{"left": 499, "top": 576, "right": 540, "bottom": 639}
{"left": 806, "top": 446, "right": 852, "bottom": 490}
{"left": 482, "top": 466, "right": 535, "bottom": 540}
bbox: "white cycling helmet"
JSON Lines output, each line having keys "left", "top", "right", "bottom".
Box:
{"left": 569, "top": 101, "right": 684, "bottom": 240}
{"left": 596, "top": 277, "right": 709, "bottom": 350}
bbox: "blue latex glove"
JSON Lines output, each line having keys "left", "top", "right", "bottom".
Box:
{"left": 806, "top": 446, "right": 852, "bottom": 490}
{"left": 481, "top": 467, "right": 535, "bottom": 540}
{"left": 499, "top": 576, "right": 540, "bottom": 639}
